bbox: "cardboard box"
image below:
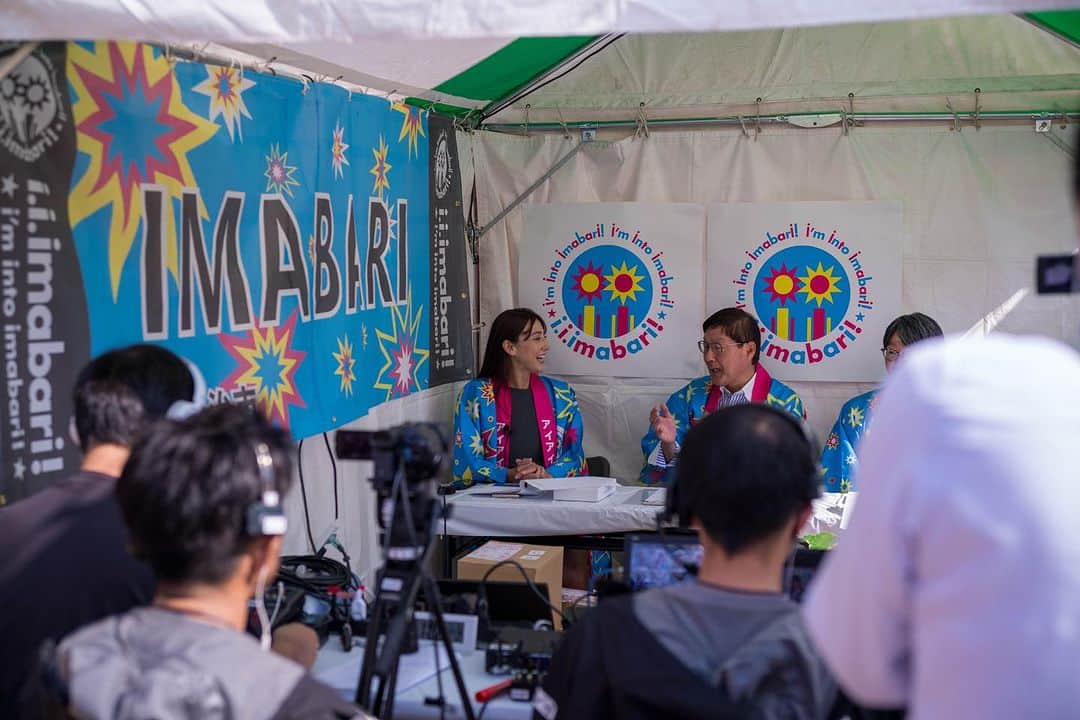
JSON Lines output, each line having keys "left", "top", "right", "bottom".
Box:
{"left": 456, "top": 541, "right": 564, "bottom": 629}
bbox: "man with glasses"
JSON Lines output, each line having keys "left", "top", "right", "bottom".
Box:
{"left": 640, "top": 307, "right": 804, "bottom": 484}
{"left": 818, "top": 312, "right": 942, "bottom": 493}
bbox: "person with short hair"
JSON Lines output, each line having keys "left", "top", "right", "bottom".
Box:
{"left": 536, "top": 405, "right": 836, "bottom": 720}
{"left": 451, "top": 308, "right": 588, "bottom": 487}
{"left": 48, "top": 404, "right": 364, "bottom": 719}
{"left": 0, "top": 344, "right": 194, "bottom": 719}
{"left": 819, "top": 312, "right": 943, "bottom": 492}
{"left": 640, "top": 307, "right": 805, "bottom": 484}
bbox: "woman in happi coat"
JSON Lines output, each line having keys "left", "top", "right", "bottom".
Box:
{"left": 452, "top": 308, "right": 588, "bottom": 488}
{"left": 820, "top": 312, "right": 943, "bottom": 492}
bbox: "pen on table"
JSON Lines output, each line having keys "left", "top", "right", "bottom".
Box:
{"left": 475, "top": 678, "right": 513, "bottom": 702}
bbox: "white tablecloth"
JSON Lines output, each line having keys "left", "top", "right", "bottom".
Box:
{"left": 441, "top": 484, "right": 662, "bottom": 537}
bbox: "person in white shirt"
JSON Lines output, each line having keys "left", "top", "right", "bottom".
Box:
{"left": 803, "top": 334, "right": 1080, "bottom": 719}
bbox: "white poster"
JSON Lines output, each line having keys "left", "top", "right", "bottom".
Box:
{"left": 520, "top": 203, "right": 705, "bottom": 377}
{"left": 707, "top": 202, "right": 902, "bottom": 382}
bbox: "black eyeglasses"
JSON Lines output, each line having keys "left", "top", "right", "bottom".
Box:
{"left": 881, "top": 348, "right": 902, "bottom": 361}
{"left": 698, "top": 340, "right": 745, "bottom": 355}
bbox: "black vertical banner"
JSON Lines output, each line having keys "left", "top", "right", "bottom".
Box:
{"left": 0, "top": 42, "right": 88, "bottom": 505}
{"left": 427, "top": 113, "right": 474, "bottom": 386}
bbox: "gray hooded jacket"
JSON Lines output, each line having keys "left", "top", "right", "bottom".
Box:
{"left": 54, "top": 607, "right": 358, "bottom": 720}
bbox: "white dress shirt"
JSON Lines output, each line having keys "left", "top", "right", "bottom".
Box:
{"left": 804, "top": 335, "right": 1080, "bottom": 719}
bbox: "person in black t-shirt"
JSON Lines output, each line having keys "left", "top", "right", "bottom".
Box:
{"left": 0, "top": 344, "right": 196, "bottom": 719}
{"left": 450, "top": 308, "right": 589, "bottom": 487}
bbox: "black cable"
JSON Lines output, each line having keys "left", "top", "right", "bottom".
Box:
{"left": 323, "top": 431, "right": 339, "bottom": 520}
{"left": 477, "top": 698, "right": 493, "bottom": 720}
{"left": 278, "top": 555, "right": 354, "bottom": 594}
{"left": 432, "top": 636, "right": 446, "bottom": 720}
{"left": 297, "top": 439, "right": 317, "bottom": 554}
{"left": 480, "top": 559, "right": 570, "bottom": 627}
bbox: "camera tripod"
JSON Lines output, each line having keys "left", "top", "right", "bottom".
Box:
{"left": 353, "top": 482, "right": 475, "bottom": 719}
{"left": 355, "top": 549, "right": 475, "bottom": 720}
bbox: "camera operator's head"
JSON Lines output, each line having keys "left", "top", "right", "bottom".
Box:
{"left": 73, "top": 344, "right": 195, "bottom": 451}
{"left": 117, "top": 403, "right": 293, "bottom": 621}
{"left": 678, "top": 405, "right": 819, "bottom": 575}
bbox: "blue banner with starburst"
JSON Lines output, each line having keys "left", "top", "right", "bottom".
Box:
{"left": 1, "top": 40, "right": 441, "bottom": 500}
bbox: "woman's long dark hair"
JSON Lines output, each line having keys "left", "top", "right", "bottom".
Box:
{"left": 478, "top": 308, "right": 546, "bottom": 380}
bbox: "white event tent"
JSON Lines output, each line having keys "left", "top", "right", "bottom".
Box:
{"left": 4, "top": 0, "right": 1080, "bottom": 575}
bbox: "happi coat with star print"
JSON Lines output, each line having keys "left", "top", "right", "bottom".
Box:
{"left": 639, "top": 366, "right": 804, "bottom": 485}
{"left": 451, "top": 375, "right": 588, "bottom": 488}
{"left": 819, "top": 390, "right": 877, "bottom": 493}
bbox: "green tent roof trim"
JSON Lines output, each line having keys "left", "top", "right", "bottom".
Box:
{"left": 407, "top": 35, "right": 599, "bottom": 117}
{"left": 410, "top": 13, "right": 1080, "bottom": 122}
{"left": 1025, "top": 10, "right": 1080, "bottom": 46}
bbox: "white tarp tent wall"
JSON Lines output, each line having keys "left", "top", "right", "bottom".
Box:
{"left": 4, "top": 1, "right": 1080, "bottom": 577}
{"left": 463, "top": 14, "right": 1080, "bottom": 478}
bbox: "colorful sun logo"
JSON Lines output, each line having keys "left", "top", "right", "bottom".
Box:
{"left": 370, "top": 134, "right": 391, "bottom": 197}
{"left": 192, "top": 64, "right": 254, "bottom": 141}
{"left": 264, "top": 143, "right": 299, "bottom": 196}
{"left": 332, "top": 335, "right": 357, "bottom": 396}
{"left": 570, "top": 262, "right": 605, "bottom": 302}
{"left": 797, "top": 262, "right": 844, "bottom": 307}
{"left": 604, "top": 260, "right": 646, "bottom": 304}
{"left": 68, "top": 42, "right": 219, "bottom": 298}
{"left": 220, "top": 311, "right": 307, "bottom": 427}
{"left": 846, "top": 404, "right": 865, "bottom": 429}
{"left": 479, "top": 380, "right": 495, "bottom": 404}
{"left": 761, "top": 263, "right": 800, "bottom": 306}
{"left": 392, "top": 100, "right": 426, "bottom": 159}
{"left": 374, "top": 291, "right": 429, "bottom": 400}
{"left": 330, "top": 120, "right": 350, "bottom": 179}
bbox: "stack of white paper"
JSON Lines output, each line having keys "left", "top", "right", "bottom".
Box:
{"left": 522, "top": 476, "right": 618, "bottom": 502}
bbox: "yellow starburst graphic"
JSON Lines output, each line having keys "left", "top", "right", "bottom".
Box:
{"left": 373, "top": 291, "right": 429, "bottom": 401}
{"left": 392, "top": 100, "right": 426, "bottom": 159}
{"left": 192, "top": 64, "right": 254, "bottom": 141}
{"left": 370, "top": 134, "right": 391, "bottom": 197}
{"left": 846, "top": 404, "right": 865, "bottom": 429}
{"left": 797, "top": 262, "right": 844, "bottom": 308}
{"left": 68, "top": 42, "right": 219, "bottom": 298}
{"left": 604, "top": 261, "right": 646, "bottom": 304}
{"left": 332, "top": 335, "right": 357, "bottom": 397}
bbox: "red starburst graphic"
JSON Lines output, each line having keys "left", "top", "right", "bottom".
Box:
{"left": 220, "top": 311, "right": 307, "bottom": 427}
{"left": 570, "top": 262, "right": 605, "bottom": 302}
{"left": 75, "top": 44, "right": 197, "bottom": 202}
{"left": 761, "top": 263, "right": 800, "bottom": 305}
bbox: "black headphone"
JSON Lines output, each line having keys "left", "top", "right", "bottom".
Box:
{"left": 245, "top": 441, "right": 288, "bottom": 536}
{"left": 662, "top": 404, "right": 819, "bottom": 526}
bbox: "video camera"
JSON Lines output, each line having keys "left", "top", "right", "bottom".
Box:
{"left": 335, "top": 423, "right": 476, "bottom": 719}
{"left": 336, "top": 423, "right": 448, "bottom": 565}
